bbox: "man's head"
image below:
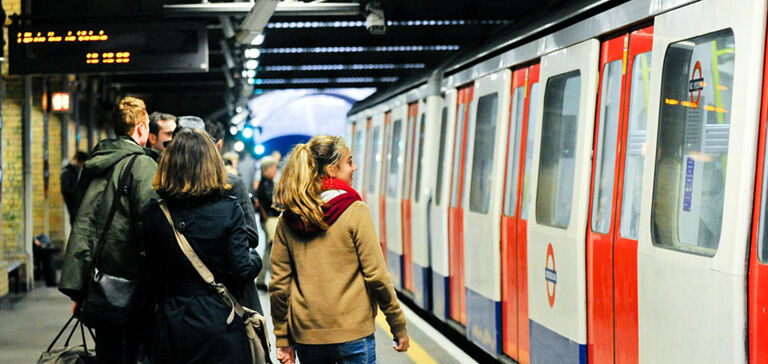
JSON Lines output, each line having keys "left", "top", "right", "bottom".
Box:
{"left": 72, "top": 151, "right": 88, "bottom": 167}
{"left": 148, "top": 112, "right": 177, "bottom": 152}
{"left": 270, "top": 150, "right": 282, "bottom": 162}
{"left": 261, "top": 157, "right": 278, "bottom": 180}
{"left": 204, "top": 120, "right": 225, "bottom": 151}
{"left": 111, "top": 96, "right": 149, "bottom": 146}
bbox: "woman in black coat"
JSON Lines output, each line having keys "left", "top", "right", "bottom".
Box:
{"left": 143, "top": 128, "right": 262, "bottom": 363}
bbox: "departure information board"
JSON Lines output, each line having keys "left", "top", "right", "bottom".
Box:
{"left": 9, "top": 22, "right": 208, "bottom": 74}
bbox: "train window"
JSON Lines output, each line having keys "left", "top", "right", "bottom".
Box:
{"left": 760, "top": 141, "right": 768, "bottom": 262}
{"left": 620, "top": 51, "right": 652, "bottom": 240}
{"left": 414, "top": 114, "right": 426, "bottom": 202}
{"left": 591, "top": 60, "right": 623, "bottom": 233}
{"left": 521, "top": 82, "right": 540, "bottom": 220}
{"left": 536, "top": 71, "right": 581, "bottom": 228}
{"left": 470, "top": 93, "right": 499, "bottom": 213}
{"left": 387, "top": 119, "right": 403, "bottom": 198}
{"left": 367, "top": 126, "right": 381, "bottom": 194}
{"left": 402, "top": 115, "right": 415, "bottom": 199}
{"left": 435, "top": 107, "right": 449, "bottom": 206}
{"left": 353, "top": 129, "right": 365, "bottom": 191}
{"left": 504, "top": 87, "right": 526, "bottom": 217}
{"left": 451, "top": 103, "right": 467, "bottom": 207}
{"left": 651, "top": 30, "right": 734, "bottom": 255}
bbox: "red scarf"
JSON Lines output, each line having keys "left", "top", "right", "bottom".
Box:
{"left": 284, "top": 177, "right": 362, "bottom": 238}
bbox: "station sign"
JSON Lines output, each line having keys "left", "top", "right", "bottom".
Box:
{"left": 9, "top": 22, "right": 208, "bottom": 75}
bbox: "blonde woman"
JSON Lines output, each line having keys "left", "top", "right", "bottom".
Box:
{"left": 269, "top": 135, "right": 409, "bottom": 364}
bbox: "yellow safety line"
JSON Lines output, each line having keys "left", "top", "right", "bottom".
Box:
{"left": 376, "top": 310, "right": 439, "bottom": 364}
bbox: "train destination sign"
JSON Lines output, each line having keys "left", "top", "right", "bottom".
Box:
{"left": 9, "top": 22, "right": 208, "bottom": 75}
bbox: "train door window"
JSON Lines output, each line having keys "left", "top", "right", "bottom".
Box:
{"left": 536, "top": 71, "right": 581, "bottom": 228}
{"left": 504, "top": 87, "right": 526, "bottom": 217}
{"left": 435, "top": 107, "right": 449, "bottom": 206}
{"left": 403, "top": 115, "right": 415, "bottom": 199}
{"left": 368, "top": 126, "right": 381, "bottom": 194}
{"left": 387, "top": 119, "right": 403, "bottom": 198}
{"left": 620, "top": 51, "right": 652, "bottom": 240}
{"left": 469, "top": 93, "right": 499, "bottom": 213}
{"left": 651, "top": 30, "right": 734, "bottom": 255}
{"left": 591, "top": 60, "right": 623, "bottom": 233}
{"left": 759, "top": 136, "right": 768, "bottom": 262}
{"left": 521, "top": 82, "right": 540, "bottom": 220}
{"left": 451, "top": 104, "right": 467, "bottom": 207}
{"left": 353, "top": 129, "right": 365, "bottom": 191}
{"left": 414, "top": 114, "right": 426, "bottom": 202}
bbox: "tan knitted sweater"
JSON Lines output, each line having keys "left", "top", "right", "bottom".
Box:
{"left": 268, "top": 200, "right": 408, "bottom": 347}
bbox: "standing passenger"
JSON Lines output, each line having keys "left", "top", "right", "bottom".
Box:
{"left": 147, "top": 112, "right": 177, "bottom": 153}
{"left": 269, "top": 135, "right": 410, "bottom": 364}
{"left": 255, "top": 156, "right": 279, "bottom": 288}
{"left": 59, "top": 96, "right": 159, "bottom": 364}
{"left": 60, "top": 150, "right": 88, "bottom": 228}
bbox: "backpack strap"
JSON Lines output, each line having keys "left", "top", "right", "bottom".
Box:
{"left": 88, "top": 154, "right": 140, "bottom": 273}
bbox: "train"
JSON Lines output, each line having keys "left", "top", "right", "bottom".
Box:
{"left": 344, "top": 0, "right": 768, "bottom": 362}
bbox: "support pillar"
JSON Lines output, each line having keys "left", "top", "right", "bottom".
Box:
{"left": 22, "top": 76, "right": 34, "bottom": 291}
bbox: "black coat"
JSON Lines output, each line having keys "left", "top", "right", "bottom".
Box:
{"left": 143, "top": 195, "right": 262, "bottom": 364}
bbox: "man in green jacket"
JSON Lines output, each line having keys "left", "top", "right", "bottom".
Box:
{"left": 59, "top": 96, "right": 159, "bottom": 364}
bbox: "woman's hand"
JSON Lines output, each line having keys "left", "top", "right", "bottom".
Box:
{"left": 393, "top": 335, "right": 410, "bottom": 352}
{"left": 276, "top": 346, "right": 295, "bottom": 364}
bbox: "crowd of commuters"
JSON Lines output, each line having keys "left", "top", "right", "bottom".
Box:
{"left": 57, "top": 96, "right": 409, "bottom": 363}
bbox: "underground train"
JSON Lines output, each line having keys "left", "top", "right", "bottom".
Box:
{"left": 345, "top": 0, "right": 768, "bottom": 362}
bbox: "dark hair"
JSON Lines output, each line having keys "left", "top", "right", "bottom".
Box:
{"left": 153, "top": 128, "right": 231, "bottom": 198}
{"left": 73, "top": 151, "right": 88, "bottom": 163}
{"left": 204, "top": 120, "right": 225, "bottom": 142}
{"left": 149, "top": 112, "right": 177, "bottom": 135}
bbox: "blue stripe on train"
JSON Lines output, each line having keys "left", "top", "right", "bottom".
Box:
{"left": 530, "top": 319, "right": 587, "bottom": 364}
{"left": 387, "top": 250, "right": 403, "bottom": 290}
{"left": 412, "top": 263, "right": 432, "bottom": 311}
{"left": 431, "top": 271, "right": 449, "bottom": 320}
{"left": 466, "top": 288, "right": 502, "bottom": 355}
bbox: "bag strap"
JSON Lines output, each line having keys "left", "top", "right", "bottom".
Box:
{"left": 158, "top": 201, "right": 248, "bottom": 324}
{"left": 88, "top": 154, "right": 140, "bottom": 272}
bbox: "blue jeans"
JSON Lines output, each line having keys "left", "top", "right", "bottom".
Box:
{"left": 295, "top": 334, "right": 376, "bottom": 364}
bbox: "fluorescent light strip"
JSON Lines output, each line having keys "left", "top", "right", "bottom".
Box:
{"left": 263, "top": 63, "right": 425, "bottom": 72}
{"left": 265, "top": 19, "right": 511, "bottom": 29}
{"left": 260, "top": 45, "right": 459, "bottom": 54}
{"left": 256, "top": 77, "right": 399, "bottom": 85}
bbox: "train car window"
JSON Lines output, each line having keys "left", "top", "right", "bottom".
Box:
{"left": 651, "top": 30, "right": 734, "bottom": 255}
{"left": 367, "top": 126, "right": 381, "bottom": 194}
{"left": 759, "top": 138, "right": 768, "bottom": 262}
{"left": 591, "top": 60, "right": 623, "bottom": 233}
{"left": 353, "top": 129, "right": 365, "bottom": 191}
{"left": 504, "top": 87, "right": 526, "bottom": 217}
{"left": 521, "top": 82, "right": 540, "bottom": 220}
{"left": 536, "top": 71, "right": 581, "bottom": 228}
{"left": 451, "top": 104, "right": 467, "bottom": 207}
{"left": 402, "top": 115, "right": 415, "bottom": 199}
{"left": 435, "top": 107, "right": 449, "bottom": 206}
{"left": 387, "top": 119, "right": 403, "bottom": 198}
{"left": 470, "top": 93, "right": 499, "bottom": 213}
{"left": 414, "top": 114, "right": 426, "bottom": 202}
{"left": 620, "top": 51, "right": 652, "bottom": 240}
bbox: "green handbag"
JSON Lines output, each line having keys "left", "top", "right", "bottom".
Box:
{"left": 38, "top": 314, "right": 95, "bottom": 364}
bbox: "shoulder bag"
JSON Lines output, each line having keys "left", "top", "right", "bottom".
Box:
{"left": 38, "top": 313, "right": 96, "bottom": 363}
{"left": 159, "top": 201, "right": 272, "bottom": 364}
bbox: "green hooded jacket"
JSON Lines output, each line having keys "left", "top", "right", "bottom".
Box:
{"left": 59, "top": 136, "right": 159, "bottom": 301}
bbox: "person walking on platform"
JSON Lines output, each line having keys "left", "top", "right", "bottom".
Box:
{"left": 142, "top": 128, "right": 262, "bottom": 363}
{"left": 147, "top": 111, "right": 177, "bottom": 153}
{"left": 255, "top": 156, "right": 279, "bottom": 288}
{"left": 269, "top": 135, "right": 410, "bottom": 364}
{"left": 59, "top": 96, "right": 160, "bottom": 364}
{"left": 60, "top": 150, "right": 88, "bottom": 229}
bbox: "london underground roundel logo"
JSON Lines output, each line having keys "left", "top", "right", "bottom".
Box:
{"left": 689, "top": 60, "right": 703, "bottom": 109}
{"left": 545, "top": 243, "right": 557, "bottom": 308}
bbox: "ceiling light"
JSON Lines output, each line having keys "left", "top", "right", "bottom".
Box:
{"left": 245, "top": 48, "right": 261, "bottom": 59}
{"left": 229, "top": 126, "right": 238, "bottom": 135}
{"left": 251, "top": 33, "right": 265, "bottom": 45}
{"left": 245, "top": 60, "right": 259, "bottom": 69}
{"left": 234, "top": 141, "right": 245, "bottom": 152}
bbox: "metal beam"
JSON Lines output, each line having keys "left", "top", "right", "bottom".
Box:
{"left": 164, "top": 2, "right": 360, "bottom": 17}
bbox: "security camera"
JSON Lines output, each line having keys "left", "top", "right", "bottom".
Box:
{"left": 365, "top": 2, "right": 386, "bottom": 35}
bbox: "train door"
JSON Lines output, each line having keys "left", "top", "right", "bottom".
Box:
{"left": 500, "top": 63, "right": 539, "bottom": 364}
{"left": 401, "top": 102, "right": 419, "bottom": 293}
{"left": 380, "top": 112, "right": 393, "bottom": 261}
{"left": 366, "top": 114, "right": 385, "bottom": 254}
{"left": 528, "top": 39, "right": 600, "bottom": 364}
{"left": 640, "top": 0, "right": 764, "bottom": 362}
{"left": 586, "top": 26, "right": 652, "bottom": 364}
{"left": 431, "top": 90, "right": 457, "bottom": 320}
{"left": 448, "top": 84, "right": 473, "bottom": 326}
{"left": 463, "top": 69, "right": 511, "bottom": 354}
{"left": 385, "top": 106, "right": 406, "bottom": 287}
{"left": 352, "top": 120, "right": 367, "bottom": 195}
{"left": 410, "top": 99, "right": 432, "bottom": 309}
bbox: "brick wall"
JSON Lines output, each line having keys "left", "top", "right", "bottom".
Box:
{"left": 49, "top": 114, "right": 64, "bottom": 243}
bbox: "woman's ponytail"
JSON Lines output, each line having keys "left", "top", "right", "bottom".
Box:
{"left": 274, "top": 143, "right": 327, "bottom": 229}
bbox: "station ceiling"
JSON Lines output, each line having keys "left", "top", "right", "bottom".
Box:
{"left": 24, "top": 0, "right": 604, "bottom": 120}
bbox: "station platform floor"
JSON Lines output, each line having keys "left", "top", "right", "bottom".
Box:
{"left": 0, "top": 284, "right": 477, "bottom": 363}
